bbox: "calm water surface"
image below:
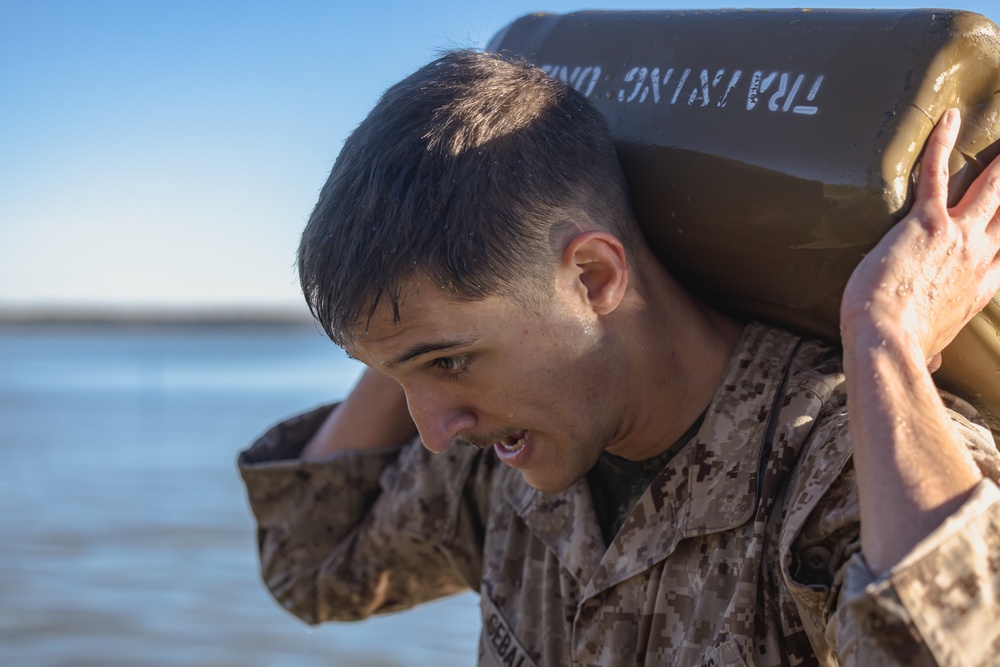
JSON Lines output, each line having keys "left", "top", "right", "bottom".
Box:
{"left": 0, "top": 323, "right": 480, "bottom": 666}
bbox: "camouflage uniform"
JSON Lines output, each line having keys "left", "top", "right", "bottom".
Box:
{"left": 239, "top": 323, "right": 1000, "bottom": 666}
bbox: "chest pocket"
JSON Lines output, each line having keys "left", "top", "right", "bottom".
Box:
{"left": 701, "top": 640, "right": 749, "bottom": 667}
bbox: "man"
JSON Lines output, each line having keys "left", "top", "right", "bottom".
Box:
{"left": 239, "top": 50, "right": 1000, "bottom": 665}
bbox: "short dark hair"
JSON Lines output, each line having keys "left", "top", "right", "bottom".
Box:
{"left": 298, "top": 49, "right": 640, "bottom": 346}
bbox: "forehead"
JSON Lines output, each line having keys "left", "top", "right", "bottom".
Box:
{"left": 342, "top": 276, "right": 519, "bottom": 365}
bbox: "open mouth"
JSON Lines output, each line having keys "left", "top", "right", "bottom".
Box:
{"left": 495, "top": 430, "right": 527, "bottom": 454}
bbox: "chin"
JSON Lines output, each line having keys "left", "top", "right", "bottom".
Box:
{"left": 520, "top": 471, "right": 578, "bottom": 495}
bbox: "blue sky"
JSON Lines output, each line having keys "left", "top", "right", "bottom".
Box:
{"left": 3, "top": 0, "right": 999, "bottom": 314}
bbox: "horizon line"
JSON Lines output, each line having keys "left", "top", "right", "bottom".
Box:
{"left": 0, "top": 304, "right": 317, "bottom": 327}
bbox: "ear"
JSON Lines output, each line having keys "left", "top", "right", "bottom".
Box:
{"left": 559, "top": 231, "right": 628, "bottom": 315}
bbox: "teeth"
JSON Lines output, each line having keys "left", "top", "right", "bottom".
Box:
{"left": 498, "top": 434, "right": 526, "bottom": 453}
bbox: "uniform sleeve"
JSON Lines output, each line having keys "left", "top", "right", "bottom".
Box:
{"left": 830, "top": 480, "right": 1000, "bottom": 666}
{"left": 237, "top": 404, "right": 495, "bottom": 625}
{"left": 824, "top": 398, "right": 1000, "bottom": 666}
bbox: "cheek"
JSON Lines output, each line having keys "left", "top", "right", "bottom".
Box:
{"left": 485, "top": 357, "right": 564, "bottom": 422}
{"left": 496, "top": 318, "right": 603, "bottom": 410}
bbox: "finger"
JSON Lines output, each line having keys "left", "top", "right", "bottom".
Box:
{"left": 927, "top": 353, "right": 943, "bottom": 373}
{"left": 917, "top": 108, "right": 962, "bottom": 206}
{"left": 954, "top": 154, "right": 1000, "bottom": 235}
{"left": 984, "top": 254, "right": 1000, "bottom": 285}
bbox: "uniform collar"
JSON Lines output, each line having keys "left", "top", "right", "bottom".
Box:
{"left": 502, "top": 323, "right": 802, "bottom": 594}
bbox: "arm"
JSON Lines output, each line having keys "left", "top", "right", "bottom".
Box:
{"left": 301, "top": 367, "right": 417, "bottom": 461}
{"left": 239, "top": 368, "right": 487, "bottom": 624}
{"left": 832, "top": 109, "right": 1000, "bottom": 663}
{"left": 839, "top": 108, "right": 1000, "bottom": 573}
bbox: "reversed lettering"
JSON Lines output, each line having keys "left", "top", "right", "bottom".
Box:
{"left": 542, "top": 61, "right": 825, "bottom": 117}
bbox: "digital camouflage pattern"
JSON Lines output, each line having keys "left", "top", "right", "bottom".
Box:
{"left": 239, "top": 323, "right": 1000, "bottom": 666}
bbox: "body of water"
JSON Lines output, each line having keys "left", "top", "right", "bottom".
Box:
{"left": 0, "top": 323, "right": 480, "bottom": 666}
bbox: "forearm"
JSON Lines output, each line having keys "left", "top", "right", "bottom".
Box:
{"left": 238, "top": 405, "right": 406, "bottom": 621}
{"left": 830, "top": 477, "right": 1000, "bottom": 666}
{"left": 842, "top": 322, "right": 982, "bottom": 574}
{"left": 301, "top": 367, "right": 418, "bottom": 461}
{"left": 241, "top": 419, "right": 485, "bottom": 624}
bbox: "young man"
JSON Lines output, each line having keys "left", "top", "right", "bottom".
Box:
{"left": 239, "top": 50, "right": 1000, "bottom": 665}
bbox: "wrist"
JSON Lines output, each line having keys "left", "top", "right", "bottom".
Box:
{"left": 840, "top": 313, "right": 925, "bottom": 370}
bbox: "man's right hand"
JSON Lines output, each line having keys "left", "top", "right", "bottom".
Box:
{"left": 300, "top": 368, "right": 418, "bottom": 461}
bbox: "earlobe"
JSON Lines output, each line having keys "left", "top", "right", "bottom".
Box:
{"left": 560, "top": 231, "right": 628, "bottom": 315}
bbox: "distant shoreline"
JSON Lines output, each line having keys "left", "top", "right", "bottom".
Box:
{"left": 0, "top": 307, "right": 316, "bottom": 328}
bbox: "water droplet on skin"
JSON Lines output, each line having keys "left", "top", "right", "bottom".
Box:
{"left": 880, "top": 257, "right": 888, "bottom": 264}
{"left": 947, "top": 246, "right": 956, "bottom": 255}
{"left": 864, "top": 300, "right": 872, "bottom": 311}
{"left": 896, "top": 282, "right": 912, "bottom": 297}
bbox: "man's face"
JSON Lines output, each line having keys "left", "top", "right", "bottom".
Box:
{"left": 346, "top": 276, "right": 626, "bottom": 493}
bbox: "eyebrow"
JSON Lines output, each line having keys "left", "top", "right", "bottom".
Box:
{"left": 384, "top": 336, "right": 480, "bottom": 369}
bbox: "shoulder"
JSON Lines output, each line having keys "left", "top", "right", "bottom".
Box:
{"left": 773, "top": 328, "right": 1000, "bottom": 569}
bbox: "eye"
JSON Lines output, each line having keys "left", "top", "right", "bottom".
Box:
{"left": 431, "top": 354, "right": 473, "bottom": 376}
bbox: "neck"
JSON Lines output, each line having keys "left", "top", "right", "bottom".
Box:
{"left": 605, "top": 254, "right": 744, "bottom": 461}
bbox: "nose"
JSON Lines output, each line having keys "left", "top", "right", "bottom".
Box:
{"left": 404, "top": 389, "right": 476, "bottom": 453}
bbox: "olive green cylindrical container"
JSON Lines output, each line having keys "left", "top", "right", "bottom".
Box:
{"left": 488, "top": 8, "right": 1000, "bottom": 433}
